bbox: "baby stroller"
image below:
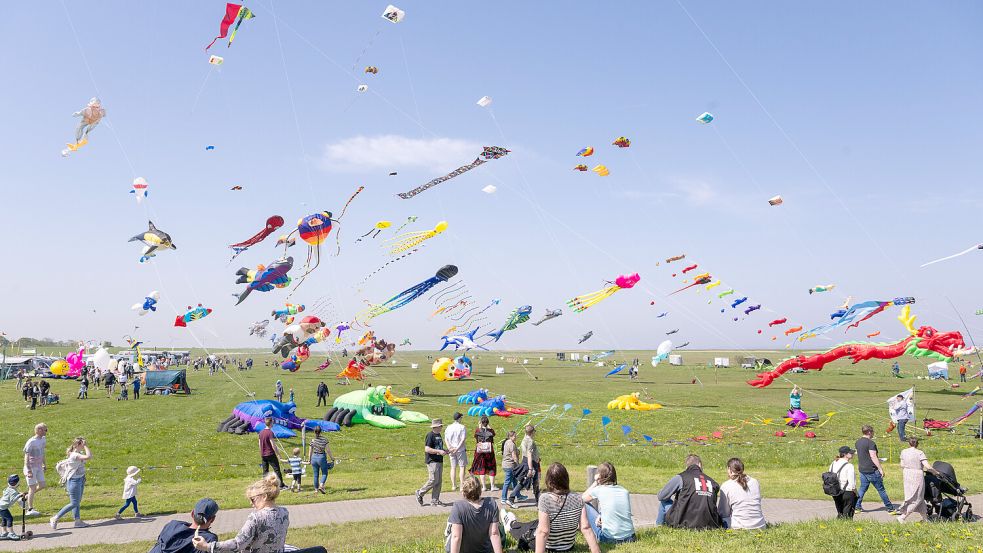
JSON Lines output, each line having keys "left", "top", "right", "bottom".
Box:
{"left": 924, "top": 461, "right": 975, "bottom": 521}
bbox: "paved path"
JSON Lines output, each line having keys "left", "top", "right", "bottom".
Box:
{"left": 7, "top": 491, "right": 981, "bottom": 551}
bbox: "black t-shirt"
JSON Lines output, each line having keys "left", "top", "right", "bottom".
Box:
{"left": 425, "top": 431, "right": 444, "bottom": 464}
{"left": 855, "top": 437, "right": 878, "bottom": 473}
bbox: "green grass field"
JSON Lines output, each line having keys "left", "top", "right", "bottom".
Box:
{"left": 2, "top": 348, "right": 981, "bottom": 527}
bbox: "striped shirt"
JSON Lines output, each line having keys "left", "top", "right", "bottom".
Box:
{"left": 538, "top": 492, "right": 584, "bottom": 551}
{"left": 309, "top": 436, "right": 329, "bottom": 456}
{"left": 288, "top": 456, "right": 303, "bottom": 475}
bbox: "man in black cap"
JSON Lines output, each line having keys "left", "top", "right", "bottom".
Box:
{"left": 149, "top": 498, "right": 219, "bottom": 553}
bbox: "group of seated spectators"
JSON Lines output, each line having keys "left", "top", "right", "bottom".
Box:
{"left": 445, "top": 454, "right": 763, "bottom": 553}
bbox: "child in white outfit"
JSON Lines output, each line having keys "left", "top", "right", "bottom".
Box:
{"left": 115, "top": 466, "right": 143, "bottom": 518}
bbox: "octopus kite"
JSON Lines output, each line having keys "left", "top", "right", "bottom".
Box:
{"left": 386, "top": 221, "right": 448, "bottom": 254}
{"left": 357, "top": 265, "right": 459, "bottom": 323}
{"left": 457, "top": 389, "right": 529, "bottom": 417}
{"left": 229, "top": 216, "right": 284, "bottom": 260}
{"left": 62, "top": 98, "right": 106, "bottom": 157}
{"left": 566, "top": 273, "right": 640, "bottom": 313}
{"left": 607, "top": 392, "right": 662, "bottom": 411}
{"left": 748, "top": 306, "right": 966, "bottom": 388}
{"left": 278, "top": 187, "right": 362, "bottom": 292}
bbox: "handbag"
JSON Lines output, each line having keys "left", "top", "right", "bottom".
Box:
{"left": 476, "top": 441, "right": 493, "bottom": 453}
{"left": 515, "top": 493, "right": 568, "bottom": 551}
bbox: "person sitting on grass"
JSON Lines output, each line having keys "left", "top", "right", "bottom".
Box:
{"left": 503, "top": 462, "right": 601, "bottom": 553}
{"left": 717, "top": 458, "right": 765, "bottom": 530}
{"left": 193, "top": 474, "right": 288, "bottom": 553}
{"left": 149, "top": 498, "right": 219, "bottom": 553}
{"left": 656, "top": 454, "right": 722, "bottom": 529}
{"left": 582, "top": 461, "right": 635, "bottom": 543}
{"left": 445, "top": 475, "right": 503, "bottom": 553}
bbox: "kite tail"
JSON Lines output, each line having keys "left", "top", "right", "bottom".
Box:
{"left": 337, "top": 186, "right": 364, "bottom": 220}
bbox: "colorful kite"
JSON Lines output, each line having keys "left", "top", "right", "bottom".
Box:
{"left": 670, "top": 275, "right": 711, "bottom": 295}
{"left": 920, "top": 243, "right": 983, "bottom": 268}
{"left": 205, "top": 3, "right": 254, "bottom": 50}
{"left": 573, "top": 164, "right": 588, "bottom": 171}
{"left": 279, "top": 187, "right": 362, "bottom": 291}
{"left": 357, "top": 265, "right": 459, "bottom": 323}
{"left": 485, "top": 305, "right": 533, "bottom": 342}
{"left": 768, "top": 195, "right": 784, "bottom": 206}
{"left": 608, "top": 392, "right": 661, "bottom": 411}
{"left": 131, "top": 291, "right": 160, "bottom": 316}
{"left": 235, "top": 256, "right": 293, "bottom": 305}
{"left": 275, "top": 235, "right": 296, "bottom": 248}
{"left": 744, "top": 304, "right": 761, "bottom": 315}
{"left": 799, "top": 298, "right": 915, "bottom": 339}
{"left": 229, "top": 216, "right": 284, "bottom": 260}
{"left": 748, "top": 306, "right": 966, "bottom": 388}
{"left": 130, "top": 178, "right": 148, "bottom": 204}
{"left": 62, "top": 98, "right": 105, "bottom": 157}
{"left": 696, "top": 112, "right": 714, "bottom": 124}
{"left": 784, "top": 326, "right": 803, "bottom": 336}
{"left": 666, "top": 255, "right": 686, "bottom": 263}
{"left": 592, "top": 165, "right": 610, "bottom": 177}
{"left": 129, "top": 221, "right": 176, "bottom": 263}
{"left": 175, "top": 304, "right": 212, "bottom": 327}
{"left": 397, "top": 147, "right": 509, "bottom": 199}
{"left": 364, "top": 66, "right": 379, "bottom": 74}
{"left": 769, "top": 318, "right": 787, "bottom": 327}
{"left": 866, "top": 331, "right": 881, "bottom": 338}
{"left": 705, "top": 280, "right": 722, "bottom": 291}
{"left": 382, "top": 4, "right": 405, "bottom": 23}
{"left": 731, "top": 297, "right": 748, "bottom": 308}
{"left": 612, "top": 136, "right": 631, "bottom": 148}
{"left": 566, "top": 273, "right": 640, "bottom": 313}
{"left": 718, "top": 289, "right": 735, "bottom": 298}
{"left": 576, "top": 147, "right": 594, "bottom": 157}
{"left": 357, "top": 221, "right": 392, "bottom": 242}
{"left": 272, "top": 303, "right": 304, "bottom": 323}
{"left": 809, "top": 284, "right": 835, "bottom": 294}
{"left": 385, "top": 221, "right": 447, "bottom": 254}
{"left": 681, "top": 264, "right": 698, "bottom": 274}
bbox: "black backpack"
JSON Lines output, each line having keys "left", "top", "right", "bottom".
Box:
{"left": 822, "top": 462, "right": 847, "bottom": 496}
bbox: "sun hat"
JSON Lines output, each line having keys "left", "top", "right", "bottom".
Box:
{"left": 431, "top": 418, "right": 443, "bottom": 428}
{"left": 126, "top": 466, "right": 141, "bottom": 477}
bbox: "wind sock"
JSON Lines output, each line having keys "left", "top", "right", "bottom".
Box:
{"left": 962, "top": 386, "right": 980, "bottom": 399}
{"left": 569, "top": 408, "right": 591, "bottom": 437}
{"left": 600, "top": 416, "right": 612, "bottom": 442}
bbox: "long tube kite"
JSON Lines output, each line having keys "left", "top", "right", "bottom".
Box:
{"left": 205, "top": 3, "right": 254, "bottom": 50}
{"left": 386, "top": 221, "right": 447, "bottom": 254}
{"left": 920, "top": 243, "right": 982, "bottom": 268}
{"left": 397, "top": 147, "right": 509, "bottom": 199}
{"left": 566, "top": 273, "right": 640, "bottom": 313}
{"left": 748, "top": 306, "right": 966, "bottom": 388}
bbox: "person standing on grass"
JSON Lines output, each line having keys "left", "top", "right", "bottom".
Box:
{"left": 133, "top": 375, "right": 141, "bottom": 400}
{"left": 471, "top": 416, "right": 497, "bottom": 492}
{"left": 854, "top": 424, "right": 896, "bottom": 513}
{"left": 416, "top": 418, "right": 448, "bottom": 507}
{"left": 897, "top": 437, "right": 942, "bottom": 523}
{"left": 445, "top": 413, "right": 468, "bottom": 492}
{"left": 959, "top": 363, "right": 967, "bottom": 382}
{"left": 22, "top": 423, "right": 47, "bottom": 516}
{"left": 307, "top": 426, "right": 334, "bottom": 494}
{"left": 446, "top": 475, "right": 503, "bottom": 553}
{"left": 50, "top": 437, "right": 92, "bottom": 529}
{"left": 789, "top": 384, "right": 802, "bottom": 410}
{"left": 258, "top": 417, "right": 286, "bottom": 488}
{"left": 717, "top": 458, "right": 765, "bottom": 530}
{"left": 658, "top": 454, "right": 722, "bottom": 529}
{"left": 39, "top": 380, "right": 50, "bottom": 407}
{"left": 500, "top": 431, "right": 522, "bottom": 507}
{"left": 829, "top": 446, "right": 857, "bottom": 519}
{"left": 520, "top": 425, "right": 541, "bottom": 502}
{"left": 316, "top": 381, "right": 329, "bottom": 407}
{"left": 889, "top": 393, "right": 914, "bottom": 442}
{"left": 274, "top": 380, "right": 283, "bottom": 403}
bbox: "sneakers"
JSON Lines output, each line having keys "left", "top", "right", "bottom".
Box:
{"left": 134, "top": 512, "right": 144, "bottom": 518}
{"left": 6, "top": 532, "right": 21, "bottom": 541}
{"left": 490, "top": 485, "right": 498, "bottom": 491}
{"left": 503, "top": 500, "right": 515, "bottom": 509}
{"left": 431, "top": 500, "right": 448, "bottom": 507}
{"left": 416, "top": 492, "right": 425, "bottom": 506}
{"left": 25, "top": 509, "right": 40, "bottom": 517}
{"left": 114, "top": 514, "right": 122, "bottom": 520}
{"left": 49, "top": 517, "right": 58, "bottom": 530}
{"left": 74, "top": 520, "right": 89, "bottom": 528}
{"left": 515, "top": 493, "right": 529, "bottom": 501}
{"left": 888, "top": 508, "right": 900, "bottom": 515}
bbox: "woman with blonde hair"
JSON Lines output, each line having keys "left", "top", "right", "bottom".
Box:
{"left": 446, "top": 475, "right": 502, "bottom": 553}
{"left": 717, "top": 458, "right": 765, "bottom": 529}
{"left": 49, "top": 437, "right": 92, "bottom": 529}
{"left": 193, "top": 473, "right": 289, "bottom": 553}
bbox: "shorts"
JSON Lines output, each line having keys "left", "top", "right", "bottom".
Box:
{"left": 293, "top": 474, "right": 302, "bottom": 484}
{"left": 449, "top": 449, "right": 467, "bottom": 467}
{"left": 24, "top": 465, "right": 44, "bottom": 487}
{"left": 0, "top": 508, "right": 12, "bottom": 527}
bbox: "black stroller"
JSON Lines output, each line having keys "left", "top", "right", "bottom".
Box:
{"left": 924, "top": 461, "right": 975, "bottom": 521}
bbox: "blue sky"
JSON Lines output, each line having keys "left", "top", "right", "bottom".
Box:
{"left": 1, "top": 1, "right": 981, "bottom": 353}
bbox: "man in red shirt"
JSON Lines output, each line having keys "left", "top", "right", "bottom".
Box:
{"left": 258, "top": 416, "right": 286, "bottom": 488}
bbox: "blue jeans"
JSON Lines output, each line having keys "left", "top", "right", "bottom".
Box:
{"left": 501, "top": 467, "right": 514, "bottom": 502}
{"left": 118, "top": 496, "right": 139, "bottom": 515}
{"left": 311, "top": 454, "right": 329, "bottom": 489}
{"left": 856, "top": 471, "right": 892, "bottom": 509}
{"left": 897, "top": 419, "right": 907, "bottom": 442}
{"left": 55, "top": 476, "right": 85, "bottom": 522}
{"left": 656, "top": 499, "right": 673, "bottom": 526}
{"left": 585, "top": 503, "right": 635, "bottom": 543}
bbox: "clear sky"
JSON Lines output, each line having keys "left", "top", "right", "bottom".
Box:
{"left": 1, "top": 1, "right": 981, "bottom": 354}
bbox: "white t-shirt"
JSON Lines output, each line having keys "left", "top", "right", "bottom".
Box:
{"left": 718, "top": 477, "right": 766, "bottom": 529}
{"left": 64, "top": 451, "right": 87, "bottom": 480}
{"left": 23, "top": 436, "right": 46, "bottom": 468}
{"left": 829, "top": 458, "right": 856, "bottom": 492}
{"left": 445, "top": 422, "right": 466, "bottom": 452}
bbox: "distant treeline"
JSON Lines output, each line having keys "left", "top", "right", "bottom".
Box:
{"left": 1, "top": 337, "right": 112, "bottom": 348}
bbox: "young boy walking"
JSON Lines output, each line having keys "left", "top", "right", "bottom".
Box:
{"left": 115, "top": 466, "right": 143, "bottom": 519}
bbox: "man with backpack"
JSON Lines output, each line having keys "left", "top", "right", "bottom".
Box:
{"left": 825, "top": 446, "right": 857, "bottom": 519}
{"left": 657, "top": 454, "right": 722, "bottom": 529}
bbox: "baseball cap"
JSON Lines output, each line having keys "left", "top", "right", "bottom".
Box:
{"left": 7, "top": 474, "right": 20, "bottom": 486}
{"left": 838, "top": 446, "right": 855, "bottom": 456}
{"left": 194, "top": 498, "right": 219, "bottom": 520}
{"left": 453, "top": 412, "right": 463, "bottom": 421}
